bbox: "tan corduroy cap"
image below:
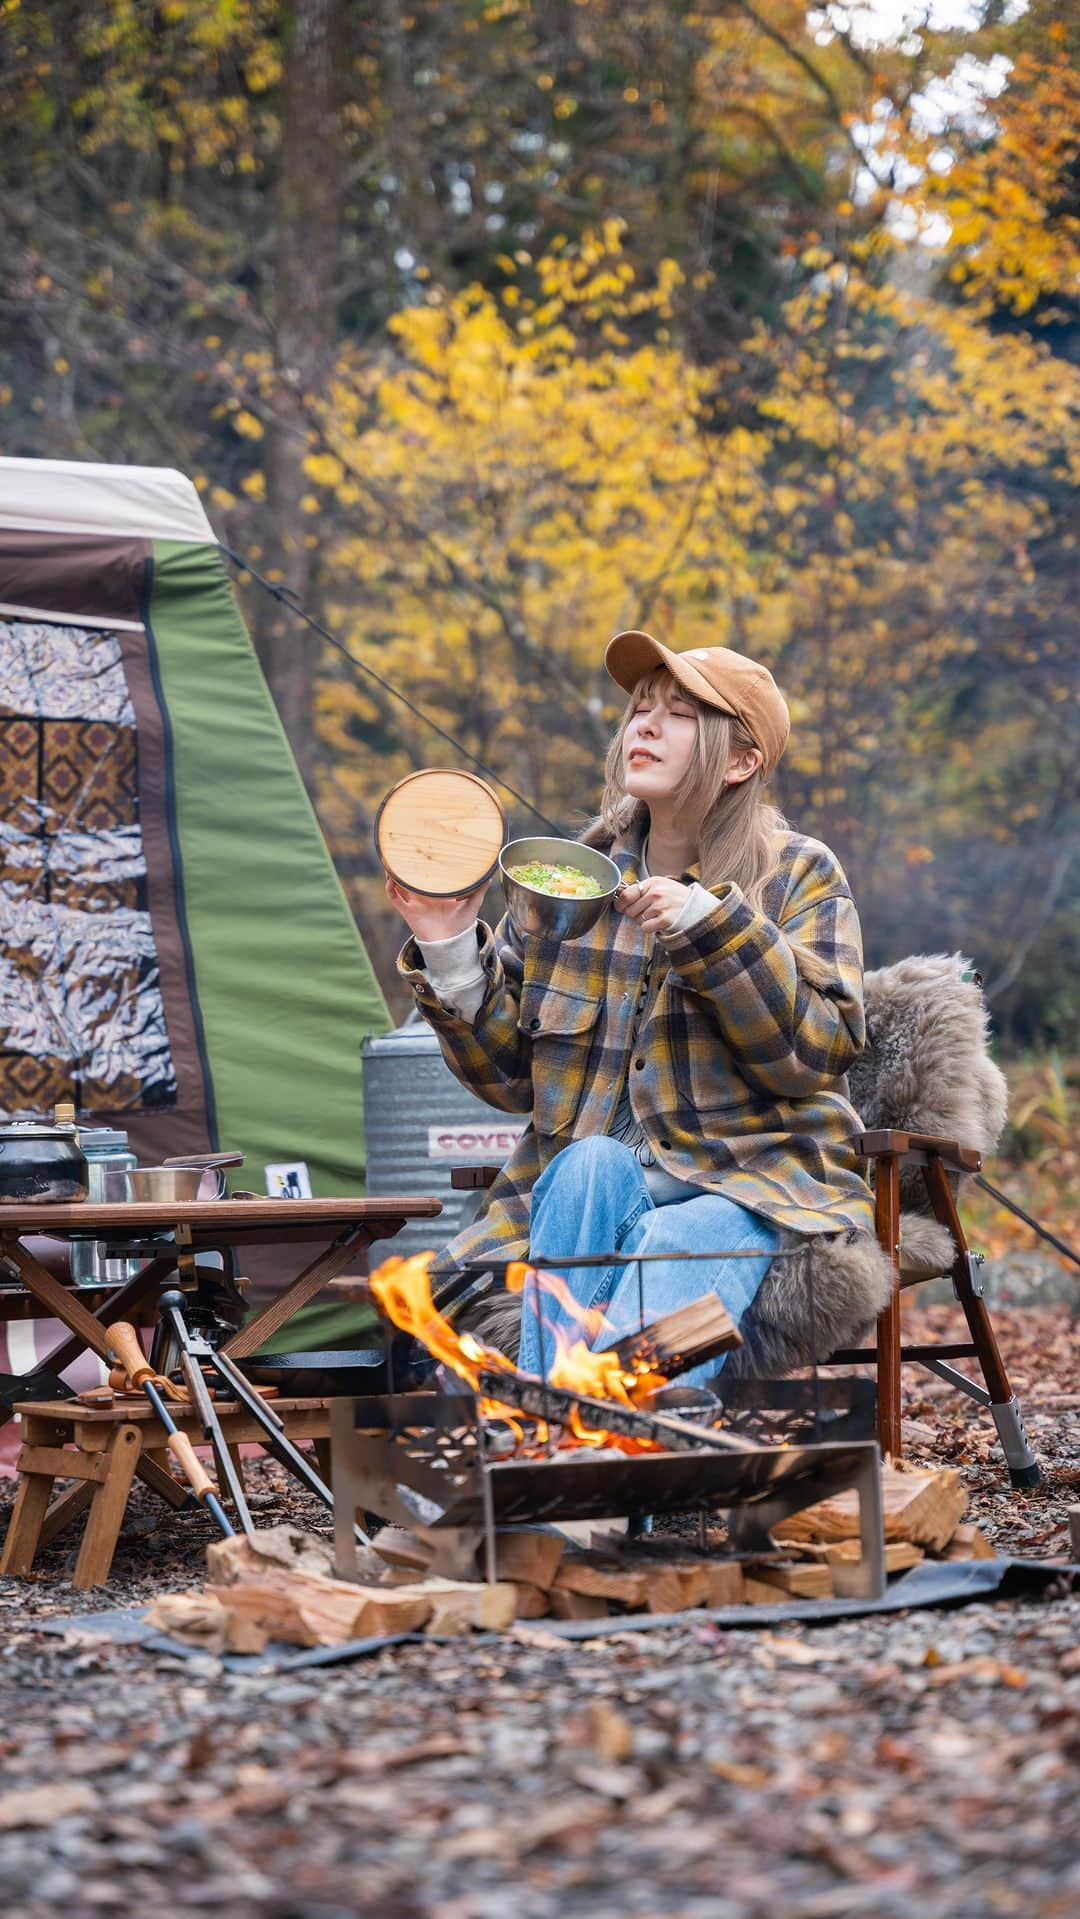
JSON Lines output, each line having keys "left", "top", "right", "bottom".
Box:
{"left": 605, "top": 630, "right": 790, "bottom": 775}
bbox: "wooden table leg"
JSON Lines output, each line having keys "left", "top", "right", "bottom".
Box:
{"left": 1, "top": 1464, "right": 58, "bottom": 1575}
{"left": 137, "top": 1454, "right": 191, "bottom": 1510}
{"left": 0, "top": 1413, "right": 70, "bottom": 1574}
{"left": 38, "top": 1479, "right": 96, "bottom": 1550}
{"left": 42, "top": 1256, "right": 177, "bottom": 1379}
{"left": 221, "top": 1230, "right": 365, "bottom": 1360}
{"left": 1, "top": 1242, "right": 116, "bottom": 1361}
{"left": 73, "top": 1422, "right": 143, "bottom": 1589}
{"left": 226, "top": 1442, "right": 246, "bottom": 1493}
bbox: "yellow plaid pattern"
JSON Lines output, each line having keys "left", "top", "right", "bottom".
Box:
{"left": 398, "top": 820, "right": 875, "bottom": 1297}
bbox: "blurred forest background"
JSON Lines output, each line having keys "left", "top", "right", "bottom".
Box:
{"left": 1, "top": 0, "right": 1076, "bottom": 1246}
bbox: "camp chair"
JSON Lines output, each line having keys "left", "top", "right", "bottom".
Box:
{"left": 451, "top": 954, "right": 1039, "bottom": 1486}
{"left": 824, "top": 952, "right": 1040, "bottom": 1486}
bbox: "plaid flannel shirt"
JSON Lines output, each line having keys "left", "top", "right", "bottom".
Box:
{"left": 398, "top": 820, "right": 875, "bottom": 1297}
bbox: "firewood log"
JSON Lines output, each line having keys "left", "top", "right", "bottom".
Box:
{"left": 822, "top": 1538, "right": 924, "bottom": 1574}
{"left": 745, "top": 1560, "right": 834, "bottom": 1600}
{"left": 550, "top": 1589, "right": 609, "bottom": 1619}
{"left": 511, "top": 1583, "right": 551, "bottom": 1619}
{"left": 493, "top": 1528, "right": 565, "bottom": 1589}
{"left": 643, "top": 1563, "right": 711, "bottom": 1613}
{"left": 146, "top": 1591, "right": 231, "bottom": 1651}
{"left": 371, "top": 1526, "right": 435, "bottom": 1573}
{"left": 937, "top": 1524, "right": 995, "bottom": 1561}
{"left": 552, "top": 1555, "right": 649, "bottom": 1607}
{"left": 607, "top": 1293, "right": 740, "bottom": 1379}
{"left": 422, "top": 1579, "right": 518, "bottom": 1634}
{"left": 705, "top": 1562, "right": 746, "bottom": 1607}
{"left": 773, "top": 1466, "right": 966, "bottom": 1554}
{"left": 742, "top": 1575, "right": 787, "bottom": 1604}
{"left": 206, "top": 1578, "right": 433, "bottom": 1646}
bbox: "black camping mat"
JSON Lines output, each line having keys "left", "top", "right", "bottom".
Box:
{"left": 36, "top": 1555, "right": 1076, "bottom": 1670}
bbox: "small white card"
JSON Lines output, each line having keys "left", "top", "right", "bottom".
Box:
{"left": 265, "top": 1160, "right": 313, "bottom": 1199}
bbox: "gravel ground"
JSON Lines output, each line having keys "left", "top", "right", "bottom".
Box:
{"left": 0, "top": 1304, "right": 1076, "bottom": 1918}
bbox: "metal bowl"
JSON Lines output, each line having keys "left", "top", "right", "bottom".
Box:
{"left": 499, "top": 837, "right": 620, "bottom": 941}
{"left": 100, "top": 1166, "right": 221, "bottom": 1203}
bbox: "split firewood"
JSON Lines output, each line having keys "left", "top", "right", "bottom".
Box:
{"left": 422, "top": 1579, "right": 518, "bottom": 1635}
{"left": 146, "top": 1591, "right": 232, "bottom": 1652}
{"left": 742, "top": 1575, "right": 788, "bottom": 1604}
{"left": 822, "top": 1538, "right": 924, "bottom": 1574}
{"left": 222, "top": 1613, "right": 273, "bottom": 1655}
{"left": 208, "top": 1527, "right": 387, "bottom": 1589}
{"left": 512, "top": 1583, "right": 551, "bottom": 1619}
{"left": 744, "top": 1560, "right": 834, "bottom": 1600}
{"left": 937, "top": 1524, "right": 995, "bottom": 1561}
{"left": 607, "top": 1293, "right": 740, "bottom": 1379}
{"left": 550, "top": 1588, "right": 609, "bottom": 1620}
{"left": 773, "top": 1466, "right": 966, "bottom": 1554}
{"left": 705, "top": 1562, "right": 746, "bottom": 1607}
{"left": 585, "top": 1536, "right": 747, "bottom": 1609}
{"left": 206, "top": 1578, "right": 434, "bottom": 1647}
{"left": 492, "top": 1527, "right": 565, "bottom": 1590}
{"left": 371, "top": 1526, "right": 435, "bottom": 1574}
{"left": 643, "top": 1562, "right": 711, "bottom": 1613}
{"left": 552, "top": 1554, "right": 649, "bottom": 1607}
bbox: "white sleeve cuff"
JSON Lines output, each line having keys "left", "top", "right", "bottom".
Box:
{"left": 668, "top": 881, "right": 719, "bottom": 935}
{"left": 416, "top": 922, "right": 486, "bottom": 1018}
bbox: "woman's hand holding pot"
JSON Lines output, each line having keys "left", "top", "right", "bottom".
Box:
{"left": 385, "top": 873, "right": 488, "bottom": 944}
{"left": 615, "top": 874, "right": 692, "bottom": 935}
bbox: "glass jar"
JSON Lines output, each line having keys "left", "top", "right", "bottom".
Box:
{"left": 69, "top": 1127, "right": 139, "bottom": 1286}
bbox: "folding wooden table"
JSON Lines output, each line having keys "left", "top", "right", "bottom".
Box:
{"left": 0, "top": 1193, "right": 440, "bottom": 1585}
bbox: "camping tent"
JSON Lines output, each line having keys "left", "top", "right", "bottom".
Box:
{"left": 0, "top": 456, "right": 391, "bottom": 1192}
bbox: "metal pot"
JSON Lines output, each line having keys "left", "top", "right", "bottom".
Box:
{"left": 99, "top": 1151, "right": 244, "bottom": 1205}
{"left": 499, "top": 837, "right": 620, "bottom": 941}
{"left": 0, "top": 1122, "right": 89, "bottom": 1204}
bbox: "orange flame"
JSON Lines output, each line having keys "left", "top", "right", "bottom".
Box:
{"left": 368, "top": 1252, "right": 668, "bottom": 1453}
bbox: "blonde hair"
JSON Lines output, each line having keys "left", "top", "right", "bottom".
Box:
{"left": 593, "top": 670, "right": 788, "bottom": 913}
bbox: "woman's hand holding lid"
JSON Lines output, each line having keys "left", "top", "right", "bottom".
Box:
{"left": 385, "top": 873, "right": 489, "bottom": 944}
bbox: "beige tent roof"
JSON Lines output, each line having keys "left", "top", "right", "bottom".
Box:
{"left": 0, "top": 456, "right": 215, "bottom": 544}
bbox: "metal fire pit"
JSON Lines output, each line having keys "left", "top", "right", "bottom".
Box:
{"left": 331, "top": 1390, "right": 886, "bottom": 1598}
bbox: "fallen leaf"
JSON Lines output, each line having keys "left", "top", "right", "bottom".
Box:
{"left": 708, "top": 1758, "right": 772, "bottom": 1787}
{"left": 0, "top": 1783, "right": 99, "bottom": 1830}
{"left": 585, "top": 1700, "right": 634, "bottom": 1763}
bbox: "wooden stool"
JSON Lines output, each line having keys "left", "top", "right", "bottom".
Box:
{"left": 1, "top": 1395, "right": 333, "bottom": 1589}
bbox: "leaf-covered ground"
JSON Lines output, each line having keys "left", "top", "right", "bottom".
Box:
{"left": 0, "top": 1305, "right": 1076, "bottom": 1919}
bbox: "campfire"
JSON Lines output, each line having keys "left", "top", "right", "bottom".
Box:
{"left": 145, "top": 1247, "right": 940, "bottom": 1654}
{"left": 368, "top": 1250, "right": 730, "bottom": 1456}
{"left": 145, "top": 1250, "right": 1003, "bottom": 1651}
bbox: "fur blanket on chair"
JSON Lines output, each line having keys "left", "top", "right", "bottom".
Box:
{"left": 850, "top": 951, "right": 1007, "bottom": 1284}
{"left": 459, "top": 954, "right": 1009, "bottom": 1375}
{"left": 726, "top": 952, "right": 1009, "bottom": 1375}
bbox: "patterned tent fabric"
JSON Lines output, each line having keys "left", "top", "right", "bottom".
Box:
{"left": 0, "top": 617, "right": 176, "bottom": 1116}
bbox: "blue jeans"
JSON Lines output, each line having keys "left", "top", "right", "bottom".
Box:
{"left": 517, "top": 1136, "right": 781, "bottom": 1384}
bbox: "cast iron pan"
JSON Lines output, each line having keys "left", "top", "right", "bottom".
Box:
{"left": 239, "top": 1349, "right": 391, "bottom": 1396}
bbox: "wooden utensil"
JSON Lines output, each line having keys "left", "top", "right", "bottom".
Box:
{"left": 375, "top": 768, "right": 505, "bottom": 898}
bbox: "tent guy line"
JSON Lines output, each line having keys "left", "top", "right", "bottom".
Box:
{"left": 218, "top": 541, "right": 565, "bottom": 839}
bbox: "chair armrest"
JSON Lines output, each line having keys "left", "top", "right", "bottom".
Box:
{"left": 854, "top": 1129, "right": 982, "bottom": 1174}
{"left": 450, "top": 1165, "right": 502, "bottom": 1191}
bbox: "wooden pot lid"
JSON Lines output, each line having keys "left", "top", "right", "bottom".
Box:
{"left": 375, "top": 769, "right": 506, "bottom": 898}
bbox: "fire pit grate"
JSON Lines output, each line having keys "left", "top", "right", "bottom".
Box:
{"left": 331, "top": 1389, "right": 886, "bottom": 1595}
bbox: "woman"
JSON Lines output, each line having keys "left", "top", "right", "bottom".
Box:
{"left": 387, "top": 631, "right": 875, "bottom": 1379}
